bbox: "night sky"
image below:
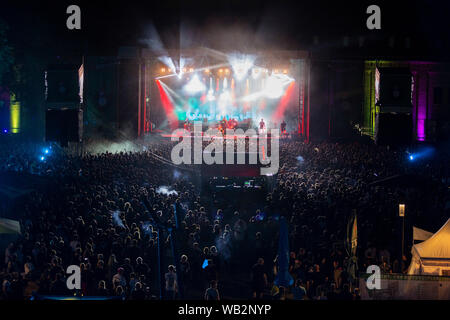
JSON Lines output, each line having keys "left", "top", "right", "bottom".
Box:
{"left": 2, "top": 0, "right": 450, "bottom": 57}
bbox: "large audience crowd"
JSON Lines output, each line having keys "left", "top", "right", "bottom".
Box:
{"left": 0, "top": 135, "right": 449, "bottom": 300}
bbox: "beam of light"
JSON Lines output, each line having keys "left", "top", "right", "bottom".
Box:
{"left": 406, "top": 146, "right": 435, "bottom": 162}
{"left": 112, "top": 210, "right": 125, "bottom": 228}
{"left": 156, "top": 80, "right": 178, "bottom": 129}
{"left": 228, "top": 53, "right": 255, "bottom": 81}
{"left": 183, "top": 74, "right": 206, "bottom": 94}
{"left": 218, "top": 90, "right": 231, "bottom": 117}
{"left": 252, "top": 68, "right": 262, "bottom": 79}
{"left": 10, "top": 98, "right": 20, "bottom": 134}
{"left": 244, "top": 79, "right": 250, "bottom": 111}
{"left": 264, "top": 74, "right": 294, "bottom": 99}
{"left": 159, "top": 81, "right": 187, "bottom": 109}
{"left": 158, "top": 56, "right": 177, "bottom": 76}
{"left": 242, "top": 92, "right": 264, "bottom": 102}
{"left": 259, "top": 96, "right": 267, "bottom": 112}
{"left": 207, "top": 78, "right": 215, "bottom": 101}
{"left": 272, "top": 81, "right": 295, "bottom": 121}
{"left": 231, "top": 78, "right": 236, "bottom": 104}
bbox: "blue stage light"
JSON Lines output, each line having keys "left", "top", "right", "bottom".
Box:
{"left": 3, "top": 129, "right": 7, "bottom": 133}
{"left": 409, "top": 155, "right": 414, "bottom": 161}
{"left": 44, "top": 148, "right": 49, "bottom": 154}
{"left": 40, "top": 156, "right": 45, "bottom": 161}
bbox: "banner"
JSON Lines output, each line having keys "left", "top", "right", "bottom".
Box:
{"left": 79, "top": 63, "right": 84, "bottom": 104}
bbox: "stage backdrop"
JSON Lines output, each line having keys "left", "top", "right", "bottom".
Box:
{"left": 148, "top": 59, "right": 304, "bottom": 132}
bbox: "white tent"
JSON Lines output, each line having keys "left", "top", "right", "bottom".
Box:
{"left": 408, "top": 218, "right": 450, "bottom": 276}
{"left": 0, "top": 218, "right": 21, "bottom": 235}
{"left": 412, "top": 226, "right": 433, "bottom": 243}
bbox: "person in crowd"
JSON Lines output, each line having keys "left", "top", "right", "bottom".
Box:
{"left": 112, "top": 267, "right": 126, "bottom": 289}
{"left": 292, "top": 279, "right": 307, "bottom": 300}
{"left": 251, "top": 258, "right": 268, "bottom": 299}
{"left": 0, "top": 138, "right": 447, "bottom": 300}
{"left": 204, "top": 280, "right": 220, "bottom": 301}
{"left": 165, "top": 265, "right": 178, "bottom": 300}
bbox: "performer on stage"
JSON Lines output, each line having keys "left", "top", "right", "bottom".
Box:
{"left": 228, "top": 118, "right": 238, "bottom": 129}
{"left": 281, "top": 120, "right": 287, "bottom": 135}
{"left": 259, "top": 118, "right": 266, "bottom": 133}
{"left": 219, "top": 117, "right": 227, "bottom": 134}
{"left": 184, "top": 119, "right": 191, "bottom": 131}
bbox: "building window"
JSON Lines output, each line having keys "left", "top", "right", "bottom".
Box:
{"left": 433, "top": 87, "right": 443, "bottom": 105}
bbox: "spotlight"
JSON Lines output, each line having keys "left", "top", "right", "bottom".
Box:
{"left": 183, "top": 74, "right": 206, "bottom": 93}
{"left": 3, "top": 129, "right": 7, "bottom": 133}
{"left": 168, "top": 68, "right": 172, "bottom": 72}
{"left": 252, "top": 68, "right": 261, "bottom": 79}
{"left": 228, "top": 54, "right": 255, "bottom": 81}
{"left": 204, "top": 69, "right": 210, "bottom": 73}
{"left": 39, "top": 156, "right": 45, "bottom": 161}
{"left": 225, "top": 68, "right": 230, "bottom": 74}
{"left": 207, "top": 89, "right": 215, "bottom": 101}
{"left": 264, "top": 75, "right": 283, "bottom": 98}
{"left": 283, "top": 69, "right": 288, "bottom": 74}
{"left": 409, "top": 155, "right": 414, "bottom": 161}
{"left": 189, "top": 68, "right": 194, "bottom": 72}
{"left": 183, "top": 68, "right": 187, "bottom": 73}
{"left": 44, "top": 148, "right": 49, "bottom": 154}
{"left": 263, "top": 74, "right": 294, "bottom": 99}
{"left": 161, "top": 68, "right": 166, "bottom": 73}
{"left": 273, "top": 69, "right": 279, "bottom": 74}
{"left": 219, "top": 69, "right": 223, "bottom": 73}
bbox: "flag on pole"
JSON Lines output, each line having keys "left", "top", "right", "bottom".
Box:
{"left": 78, "top": 63, "right": 84, "bottom": 103}
{"left": 346, "top": 211, "right": 358, "bottom": 256}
